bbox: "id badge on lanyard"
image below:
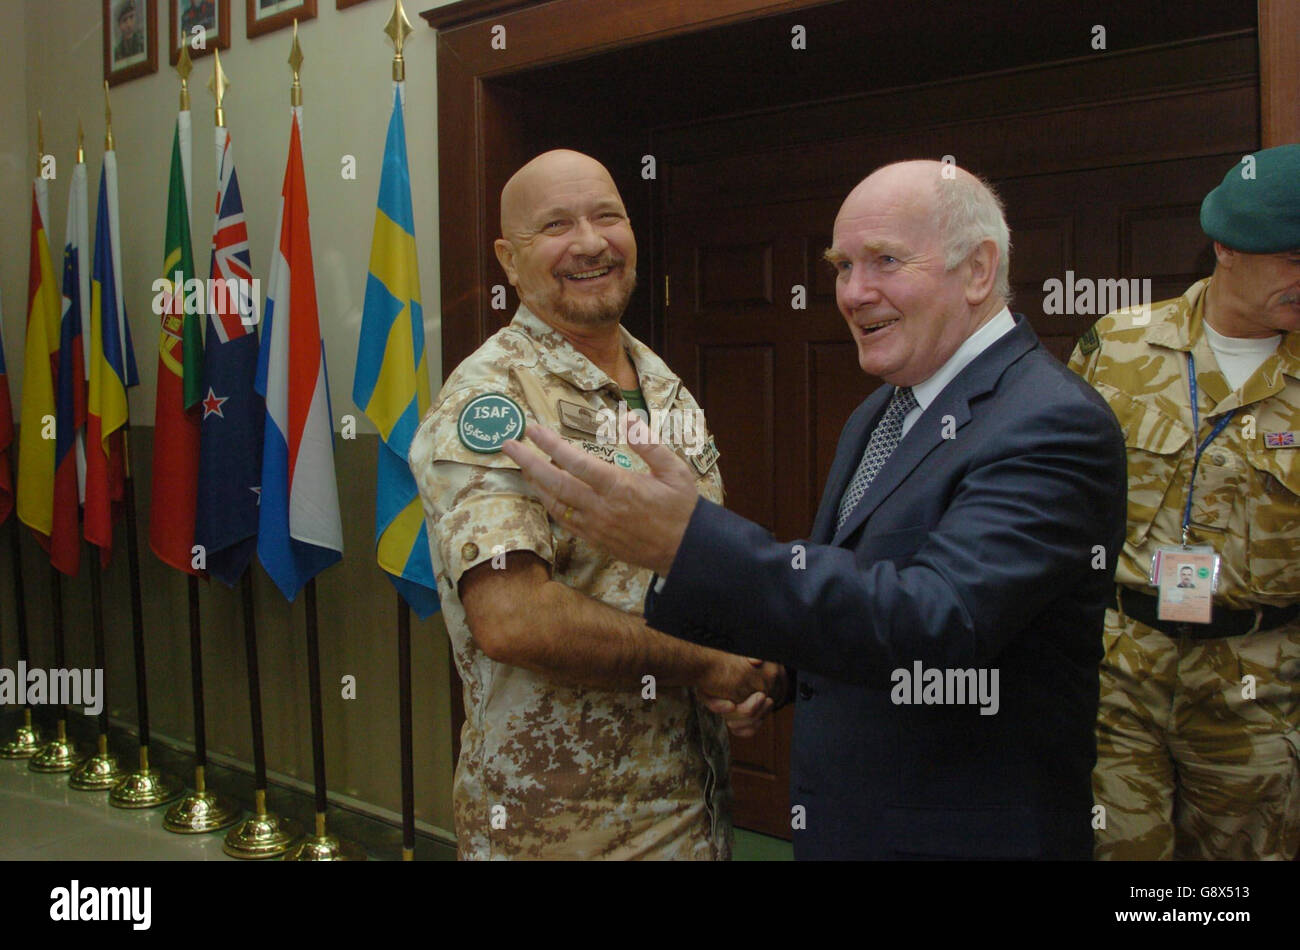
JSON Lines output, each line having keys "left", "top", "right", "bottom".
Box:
{"left": 1148, "top": 352, "right": 1229, "bottom": 624}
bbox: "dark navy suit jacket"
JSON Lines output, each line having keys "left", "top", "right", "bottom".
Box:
{"left": 646, "top": 315, "right": 1126, "bottom": 859}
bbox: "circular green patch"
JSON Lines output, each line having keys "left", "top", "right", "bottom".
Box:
{"left": 457, "top": 393, "right": 526, "bottom": 454}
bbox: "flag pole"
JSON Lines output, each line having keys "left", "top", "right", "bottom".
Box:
{"left": 1, "top": 114, "right": 50, "bottom": 760}
{"left": 163, "top": 571, "right": 239, "bottom": 830}
{"left": 392, "top": 0, "right": 419, "bottom": 861}
{"left": 108, "top": 423, "right": 181, "bottom": 807}
{"left": 66, "top": 118, "right": 121, "bottom": 790}
{"left": 32, "top": 121, "right": 91, "bottom": 775}
{"left": 100, "top": 81, "right": 179, "bottom": 809}
{"left": 397, "top": 595, "right": 415, "bottom": 860}
{"left": 0, "top": 516, "right": 39, "bottom": 757}
{"left": 224, "top": 567, "right": 303, "bottom": 857}
{"left": 285, "top": 577, "right": 362, "bottom": 859}
{"left": 69, "top": 532, "right": 123, "bottom": 789}
{"left": 280, "top": 22, "right": 362, "bottom": 860}
{"left": 161, "top": 43, "right": 240, "bottom": 835}
{"left": 29, "top": 566, "right": 81, "bottom": 771}
{"left": 190, "top": 47, "right": 298, "bottom": 857}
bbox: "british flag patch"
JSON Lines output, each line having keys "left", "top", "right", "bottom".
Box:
{"left": 1264, "top": 431, "right": 1296, "bottom": 448}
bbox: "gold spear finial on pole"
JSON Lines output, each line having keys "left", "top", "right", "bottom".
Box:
{"left": 289, "top": 19, "right": 304, "bottom": 107}
{"left": 385, "top": 0, "right": 413, "bottom": 83}
{"left": 77, "top": 117, "right": 85, "bottom": 165}
{"left": 209, "top": 47, "right": 229, "bottom": 127}
{"left": 177, "top": 41, "right": 193, "bottom": 110}
{"left": 103, "top": 81, "right": 114, "bottom": 151}
{"left": 36, "top": 110, "right": 44, "bottom": 175}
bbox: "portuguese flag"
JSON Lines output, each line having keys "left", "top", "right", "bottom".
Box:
{"left": 149, "top": 111, "right": 204, "bottom": 574}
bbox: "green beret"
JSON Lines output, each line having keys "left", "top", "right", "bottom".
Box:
{"left": 1200, "top": 144, "right": 1300, "bottom": 253}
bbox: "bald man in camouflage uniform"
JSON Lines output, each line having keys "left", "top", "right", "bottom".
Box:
{"left": 1069, "top": 145, "right": 1300, "bottom": 860}
{"left": 409, "top": 150, "right": 782, "bottom": 859}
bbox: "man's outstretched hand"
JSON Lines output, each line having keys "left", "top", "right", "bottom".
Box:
{"left": 502, "top": 421, "right": 700, "bottom": 577}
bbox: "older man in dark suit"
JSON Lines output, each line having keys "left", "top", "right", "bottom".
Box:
{"left": 504, "top": 160, "right": 1127, "bottom": 859}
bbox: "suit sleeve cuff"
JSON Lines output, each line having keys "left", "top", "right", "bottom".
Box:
{"left": 644, "top": 497, "right": 737, "bottom": 651}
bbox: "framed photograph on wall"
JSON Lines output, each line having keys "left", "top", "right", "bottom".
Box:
{"left": 247, "top": 0, "right": 317, "bottom": 38}
{"left": 170, "top": 0, "right": 231, "bottom": 65}
{"left": 336, "top": 0, "right": 376, "bottom": 8}
{"left": 104, "top": 0, "right": 158, "bottom": 86}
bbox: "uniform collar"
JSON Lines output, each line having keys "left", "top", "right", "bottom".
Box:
{"left": 1146, "top": 277, "right": 1300, "bottom": 412}
{"left": 510, "top": 305, "right": 681, "bottom": 411}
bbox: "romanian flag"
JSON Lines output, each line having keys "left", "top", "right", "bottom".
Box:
{"left": 353, "top": 86, "right": 437, "bottom": 618}
{"left": 86, "top": 150, "right": 140, "bottom": 564}
{"left": 16, "top": 179, "right": 61, "bottom": 540}
{"left": 0, "top": 293, "right": 14, "bottom": 527}
{"left": 195, "top": 125, "right": 263, "bottom": 587}
{"left": 255, "top": 109, "right": 342, "bottom": 600}
{"left": 149, "top": 111, "right": 204, "bottom": 574}
{"left": 50, "top": 160, "right": 90, "bottom": 576}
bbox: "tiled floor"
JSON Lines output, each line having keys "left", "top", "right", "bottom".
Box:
{"left": 0, "top": 710, "right": 791, "bottom": 861}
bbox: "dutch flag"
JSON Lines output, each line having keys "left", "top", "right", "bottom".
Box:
{"left": 254, "top": 108, "right": 342, "bottom": 600}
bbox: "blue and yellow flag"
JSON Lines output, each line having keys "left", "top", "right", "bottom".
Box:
{"left": 86, "top": 150, "right": 139, "bottom": 562}
{"left": 352, "top": 86, "right": 437, "bottom": 618}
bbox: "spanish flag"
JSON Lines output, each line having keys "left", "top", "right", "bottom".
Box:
{"left": 16, "top": 179, "right": 61, "bottom": 539}
{"left": 85, "top": 149, "right": 139, "bottom": 563}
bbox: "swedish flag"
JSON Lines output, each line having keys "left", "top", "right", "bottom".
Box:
{"left": 353, "top": 86, "right": 437, "bottom": 617}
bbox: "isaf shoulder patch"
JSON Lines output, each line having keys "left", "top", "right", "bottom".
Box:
{"left": 457, "top": 393, "right": 526, "bottom": 454}
{"left": 1078, "top": 324, "right": 1101, "bottom": 356}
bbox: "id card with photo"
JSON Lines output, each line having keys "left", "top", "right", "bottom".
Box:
{"left": 1154, "top": 549, "right": 1219, "bottom": 624}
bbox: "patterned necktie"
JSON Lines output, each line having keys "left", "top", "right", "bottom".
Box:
{"left": 836, "top": 386, "right": 919, "bottom": 531}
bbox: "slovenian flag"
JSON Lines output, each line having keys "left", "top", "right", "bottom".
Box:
{"left": 86, "top": 149, "right": 140, "bottom": 564}
{"left": 51, "top": 159, "right": 90, "bottom": 576}
{"left": 16, "top": 178, "right": 61, "bottom": 541}
{"left": 196, "top": 125, "right": 264, "bottom": 587}
{"left": 255, "top": 108, "right": 342, "bottom": 600}
{"left": 149, "top": 109, "right": 204, "bottom": 574}
{"left": 353, "top": 85, "right": 437, "bottom": 618}
{"left": 0, "top": 291, "right": 13, "bottom": 527}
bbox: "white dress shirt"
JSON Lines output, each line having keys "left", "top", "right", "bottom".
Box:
{"left": 901, "top": 307, "right": 1016, "bottom": 438}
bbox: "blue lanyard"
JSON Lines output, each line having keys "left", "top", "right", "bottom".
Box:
{"left": 1181, "top": 351, "right": 1236, "bottom": 544}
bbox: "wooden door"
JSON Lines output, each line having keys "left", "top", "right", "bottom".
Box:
{"left": 662, "top": 198, "right": 884, "bottom": 838}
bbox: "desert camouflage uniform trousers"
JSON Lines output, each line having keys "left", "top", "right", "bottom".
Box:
{"left": 1094, "top": 601, "right": 1300, "bottom": 860}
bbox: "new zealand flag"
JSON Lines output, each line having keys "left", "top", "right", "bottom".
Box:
{"left": 195, "top": 126, "right": 264, "bottom": 586}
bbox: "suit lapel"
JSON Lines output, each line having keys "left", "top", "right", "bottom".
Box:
{"left": 829, "top": 315, "right": 1039, "bottom": 546}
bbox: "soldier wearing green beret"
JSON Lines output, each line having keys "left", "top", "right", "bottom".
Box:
{"left": 1070, "top": 145, "right": 1300, "bottom": 860}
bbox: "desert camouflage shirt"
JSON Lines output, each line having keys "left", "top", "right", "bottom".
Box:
{"left": 1069, "top": 278, "right": 1300, "bottom": 609}
{"left": 409, "top": 305, "right": 732, "bottom": 859}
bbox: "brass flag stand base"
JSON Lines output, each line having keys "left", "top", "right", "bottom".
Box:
{"left": 282, "top": 812, "right": 366, "bottom": 862}
{"left": 70, "top": 734, "right": 123, "bottom": 790}
{"left": 164, "top": 766, "right": 240, "bottom": 833}
{"left": 0, "top": 711, "right": 42, "bottom": 758}
{"left": 109, "top": 745, "right": 181, "bottom": 808}
{"left": 29, "top": 721, "right": 81, "bottom": 772}
{"left": 223, "top": 790, "right": 303, "bottom": 859}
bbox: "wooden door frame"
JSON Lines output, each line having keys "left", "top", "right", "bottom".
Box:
{"left": 419, "top": 0, "right": 1296, "bottom": 774}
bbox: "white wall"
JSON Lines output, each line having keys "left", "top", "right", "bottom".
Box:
{"left": 5, "top": 0, "right": 461, "bottom": 427}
